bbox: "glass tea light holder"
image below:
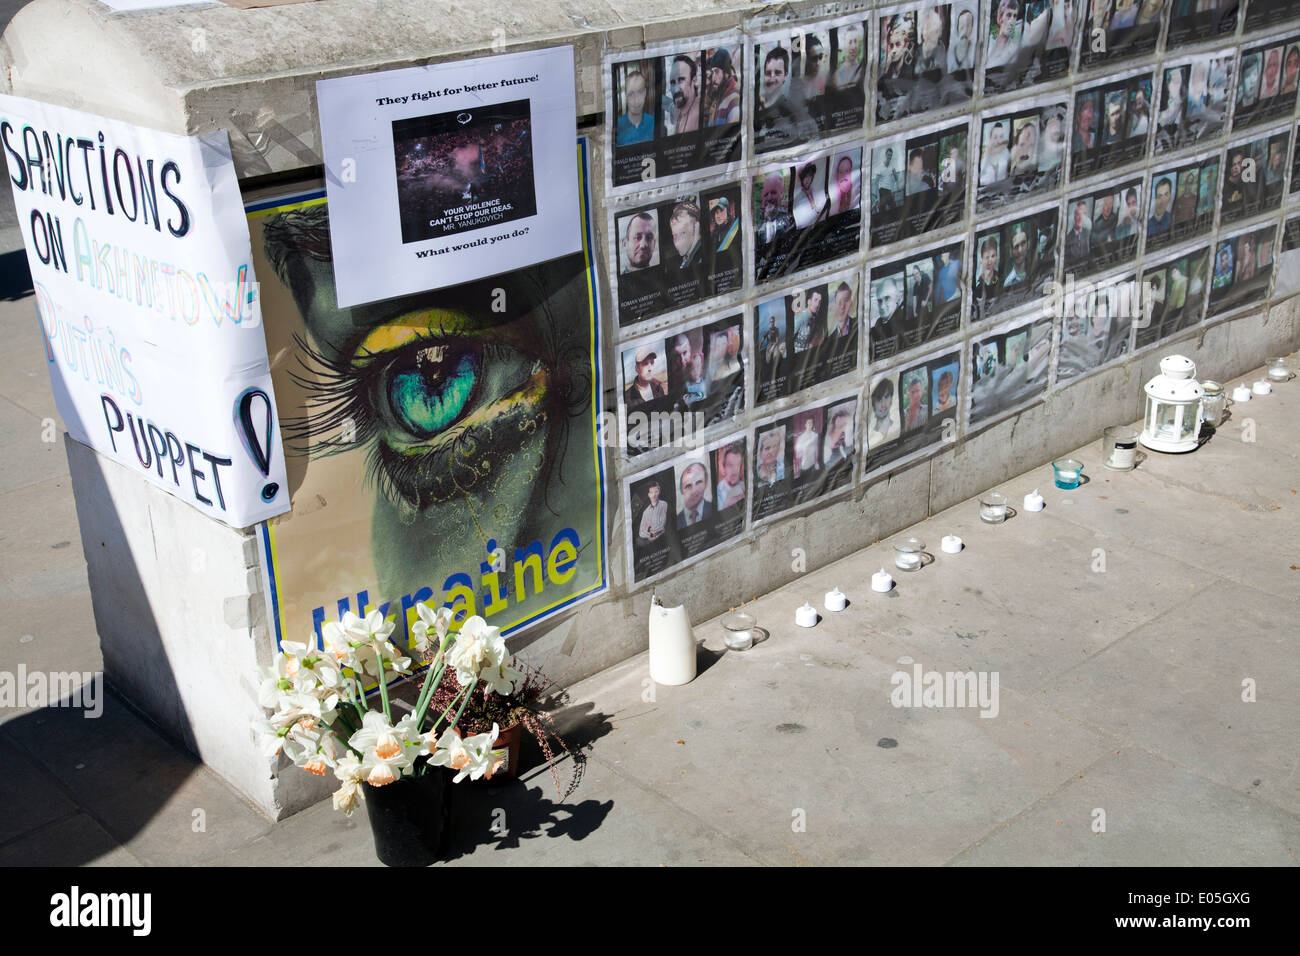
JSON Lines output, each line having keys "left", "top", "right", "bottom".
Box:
{"left": 1266, "top": 357, "right": 1293, "bottom": 383}
{"left": 1052, "top": 458, "right": 1084, "bottom": 489}
{"left": 721, "top": 610, "right": 756, "bottom": 651}
{"left": 1101, "top": 426, "right": 1139, "bottom": 470}
{"left": 893, "top": 537, "right": 925, "bottom": 572}
{"left": 1198, "top": 383, "right": 1226, "bottom": 429}
{"left": 979, "top": 492, "right": 1008, "bottom": 523}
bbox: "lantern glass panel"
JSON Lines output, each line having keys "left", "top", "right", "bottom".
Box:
{"left": 1155, "top": 403, "right": 1178, "bottom": 438}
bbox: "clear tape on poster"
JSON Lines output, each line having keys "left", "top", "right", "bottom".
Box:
{"left": 863, "top": 340, "right": 964, "bottom": 481}
{"left": 750, "top": 388, "right": 861, "bottom": 526}
{"left": 964, "top": 307, "right": 1054, "bottom": 437}
{"left": 1133, "top": 239, "right": 1213, "bottom": 353}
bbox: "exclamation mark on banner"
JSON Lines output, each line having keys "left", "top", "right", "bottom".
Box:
{"left": 235, "top": 387, "right": 279, "bottom": 503}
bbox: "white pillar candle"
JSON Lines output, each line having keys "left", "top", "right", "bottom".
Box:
{"left": 648, "top": 600, "right": 696, "bottom": 686}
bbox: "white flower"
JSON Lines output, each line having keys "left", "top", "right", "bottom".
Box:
{"left": 332, "top": 754, "right": 365, "bottom": 815}
{"left": 445, "top": 616, "right": 514, "bottom": 690}
{"left": 428, "top": 724, "right": 505, "bottom": 783}
{"left": 349, "top": 711, "right": 413, "bottom": 786}
{"left": 410, "top": 603, "right": 452, "bottom": 655}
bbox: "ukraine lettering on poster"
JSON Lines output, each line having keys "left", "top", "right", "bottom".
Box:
{"left": 248, "top": 142, "right": 606, "bottom": 647}
{"left": 317, "top": 46, "right": 580, "bottom": 307}
{"left": 0, "top": 94, "right": 288, "bottom": 529}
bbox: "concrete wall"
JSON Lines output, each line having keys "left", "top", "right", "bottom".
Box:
{"left": 9, "top": 0, "right": 1300, "bottom": 817}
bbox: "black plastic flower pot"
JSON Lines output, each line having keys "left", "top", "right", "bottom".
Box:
{"left": 362, "top": 764, "right": 455, "bottom": 867}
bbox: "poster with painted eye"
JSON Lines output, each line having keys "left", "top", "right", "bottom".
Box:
{"left": 1233, "top": 34, "right": 1300, "bottom": 131}
{"left": 1220, "top": 128, "right": 1291, "bottom": 224}
{"left": 1135, "top": 245, "right": 1210, "bottom": 349}
{"left": 864, "top": 347, "right": 962, "bottom": 478}
{"left": 967, "top": 314, "right": 1053, "bottom": 431}
{"left": 1069, "top": 69, "right": 1155, "bottom": 181}
{"left": 246, "top": 146, "right": 606, "bottom": 647}
{"left": 754, "top": 268, "right": 861, "bottom": 405}
{"left": 971, "top": 203, "right": 1059, "bottom": 324}
{"left": 605, "top": 34, "right": 744, "bottom": 194}
{"left": 610, "top": 181, "right": 743, "bottom": 328}
{"left": 1276, "top": 214, "right": 1300, "bottom": 297}
{"left": 753, "top": 146, "right": 863, "bottom": 282}
{"left": 751, "top": 393, "right": 858, "bottom": 522}
{"left": 1208, "top": 222, "right": 1276, "bottom": 316}
{"left": 868, "top": 237, "right": 965, "bottom": 363}
{"left": 1145, "top": 151, "right": 1219, "bottom": 254}
{"left": 752, "top": 16, "right": 869, "bottom": 157}
{"left": 975, "top": 98, "right": 1068, "bottom": 212}
{"left": 1054, "top": 268, "right": 1138, "bottom": 382}
{"left": 1245, "top": 0, "right": 1300, "bottom": 32}
{"left": 1078, "top": 0, "right": 1162, "bottom": 71}
{"left": 625, "top": 432, "right": 749, "bottom": 585}
{"left": 869, "top": 119, "right": 969, "bottom": 247}
{"left": 1062, "top": 178, "right": 1142, "bottom": 279}
{"left": 1167, "top": 0, "right": 1239, "bottom": 46}
{"left": 983, "top": 0, "right": 1076, "bottom": 97}
{"left": 1154, "top": 50, "right": 1234, "bottom": 154}
{"left": 619, "top": 313, "right": 745, "bottom": 457}
{"left": 875, "top": 1, "right": 977, "bottom": 125}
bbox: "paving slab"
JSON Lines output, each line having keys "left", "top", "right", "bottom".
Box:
{"left": 951, "top": 747, "right": 1300, "bottom": 867}
{"left": 0, "top": 393, "right": 68, "bottom": 494}
{"left": 0, "top": 735, "right": 78, "bottom": 846}
{"left": 0, "top": 813, "right": 143, "bottom": 867}
{"left": 0, "top": 475, "right": 92, "bottom": 602}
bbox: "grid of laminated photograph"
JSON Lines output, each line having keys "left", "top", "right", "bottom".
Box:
{"left": 1154, "top": 50, "right": 1235, "bottom": 155}
{"left": 754, "top": 268, "right": 861, "bottom": 406}
{"left": 868, "top": 118, "right": 970, "bottom": 247}
{"left": 1167, "top": 0, "right": 1241, "bottom": 47}
{"left": 1293, "top": 121, "right": 1300, "bottom": 194}
{"left": 1135, "top": 244, "right": 1211, "bottom": 349}
{"left": 874, "top": 1, "right": 978, "bottom": 126}
{"left": 610, "top": 181, "right": 744, "bottom": 328}
{"left": 1219, "top": 127, "right": 1292, "bottom": 224}
{"left": 1245, "top": 0, "right": 1300, "bottom": 33}
{"left": 751, "top": 392, "right": 859, "bottom": 523}
{"left": 976, "top": 97, "right": 1068, "bottom": 212}
{"left": 1069, "top": 69, "right": 1155, "bottom": 181}
{"left": 605, "top": 35, "right": 744, "bottom": 194}
{"left": 1078, "top": 0, "right": 1162, "bottom": 72}
{"left": 971, "top": 203, "right": 1059, "bottom": 325}
{"left": 752, "top": 15, "right": 869, "bottom": 157}
{"left": 1232, "top": 33, "right": 1300, "bottom": 131}
{"left": 982, "top": 0, "right": 1077, "bottom": 98}
{"left": 966, "top": 312, "right": 1053, "bottom": 433}
{"left": 625, "top": 432, "right": 749, "bottom": 586}
{"left": 1208, "top": 221, "right": 1277, "bottom": 316}
{"left": 868, "top": 236, "right": 966, "bottom": 364}
{"left": 1053, "top": 267, "right": 1138, "bottom": 384}
{"left": 619, "top": 313, "right": 745, "bottom": 458}
{"left": 1276, "top": 214, "right": 1300, "bottom": 297}
{"left": 752, "top": 145, "right": 863, "bottom": 282}
{"left": 1062, "top": 177, "right": 1144, "bottom": 279}
{"left": 1145, "top": 150, "right": 1220, "bottom": 254}
{"left": 864, "top": 346, "right": 962, "bottom": 479}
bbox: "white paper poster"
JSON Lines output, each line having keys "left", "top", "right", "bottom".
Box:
{"left": 1, "top": 95, "right": 289, "bottom": 529}
{"left": 317, "top": 47, "right": 580, "bottom": 307}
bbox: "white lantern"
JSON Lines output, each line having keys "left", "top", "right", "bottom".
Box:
{"left": 1140, "top": 355, "right": 1204, "bottom": 453}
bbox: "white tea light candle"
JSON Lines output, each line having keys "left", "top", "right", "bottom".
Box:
{"left": 872, "top": 568, "right": 894, "bottom": 592}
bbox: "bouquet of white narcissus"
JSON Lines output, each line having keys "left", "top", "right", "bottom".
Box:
{"left": 252, "top": 602, "right": 523, "bottom": 815}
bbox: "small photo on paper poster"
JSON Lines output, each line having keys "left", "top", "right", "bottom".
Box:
{"left": 1276, "top": 215, "right": 1300, "bottom": 298}
{"left": 976, "top": 100, "right": 1067, "bottom": 212}
{"left": 1056, "top": 271, "right": 1137, "bottom": 382}
{"left": 1219, "top": 130, "right": 1290, "bottom": 225}
{"left": 1245, "top": 0, "right": 1300, "bottom": 33}
{"left": 971, "top": 205, "right": 1058, "bottom": 325}
{"left": 869, "top": 120, "right": 968, "bottom": 248}
{"left": 968, "top": 316, "right": 1052, "bottom": 430}
{"left": 1069, "top": 72, "right": 1154, "bottom": 181}
{"left": 608, "top": 41, "right": 744, "bottom": 191}
{"left": 864, "top": 348, "right": 962, "bottom": 476}
{"left": 753, "top": 147, "right": 862, "bottom": 282}
{"left": 1209, "top": 225, "right": 1276, "bottom": 317}
{"left": 982, "top": 0, "right": 1075, "bottom": 97}
{"left": 1136, "top": 246, "right": 1210, "bottom": 349}
{"left": 752, "top": 395, "right": 856, "bottom": 522}
{"left": 613, "top": 182, "right": 743, "bottom": 327}
{"left": 754, "top": 271, "right": 860, "bottom": 404}
{"left": 1062, "top": 178, "right": 1142, "bottom": 279}
{"left": 753, "top": 18, "right": 869, "bottom": 156}
{"left": 1167, "top": 0, "right": 1238, "bottom": 47}
{"left": 1232, "top": 36, "right": 1300, "bottom": 131}
{"left": 1145, "top": 153, "right": 1219, "bottom": 255}
{"left": 1079, "top": 0, "right": 1162, "bottom": 72}
{"left": 1154, "top": 52, "right": 1234, "bottom": 155}
{"left": 869, "top": 239, "right": 965, "bottom": 363}
{"left": 875, "top": 2, "right": 977, "bottom": 125}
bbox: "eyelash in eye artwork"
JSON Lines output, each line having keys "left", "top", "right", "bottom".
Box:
{"left": 286, "top": 331, "right": 552, "bottom": 517}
